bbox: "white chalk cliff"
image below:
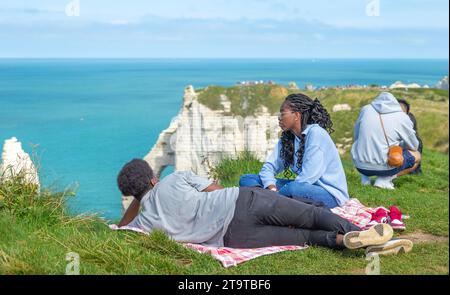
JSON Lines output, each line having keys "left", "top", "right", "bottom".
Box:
{"left": 389, "top": 81, "right": 422, "bottom": 89}
{"left": 144, "top": 85, "right": 280, "bottom": 178}
{"left": 0, "top": 137, "right": 40, "bottom": 189}
{"left": 436, "top": 76, "right": 449, "bottom": 90}
{"left": 121, "top": 86, "right": 281, "bottom": 210}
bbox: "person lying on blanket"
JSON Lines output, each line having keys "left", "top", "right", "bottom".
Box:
{"left": 116, "top": 159, "right": 413, "bottom": 256}
{"left": 239, "top": 93, "right": 349, "bottom": 209}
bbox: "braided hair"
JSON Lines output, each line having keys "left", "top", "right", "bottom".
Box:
{"left": 280, "top": 93, "right": 334, "bottom": 173}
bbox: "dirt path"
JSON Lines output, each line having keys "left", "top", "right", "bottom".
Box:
{"left": 399, "top": 230, "right": 449, "bottom": 244}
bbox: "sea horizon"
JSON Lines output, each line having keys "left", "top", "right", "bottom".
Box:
{"left": 1, "top": 57, "right": 448, "bottom": 60}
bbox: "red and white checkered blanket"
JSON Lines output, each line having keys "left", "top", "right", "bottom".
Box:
{"left": 108, "top": 224, "right": 307, "bottom": 268}
{"left": 109, "top": 198, "right": 393, "bottom": 268}
{"left": 331, "top": 198, "right": 389, "bottom": 230}
{"left": 183, "top": 243, "right": 307, "bottom": 268}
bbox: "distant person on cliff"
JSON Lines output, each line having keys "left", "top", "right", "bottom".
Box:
{"left": 351, "top": 92, "right": 421, "bottom": 190}
{"left": 397, "top": 98, "right": 423, "bottom": 174}
{"left": 239, "top": 93, "right": 350, "bottom": 209}
{"left": 116, "top": 158, "right": 412, "bottom": 255}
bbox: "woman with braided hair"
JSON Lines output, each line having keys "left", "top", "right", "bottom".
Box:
{"left": 239, "top": 93, "right": 350, "bottom": 209}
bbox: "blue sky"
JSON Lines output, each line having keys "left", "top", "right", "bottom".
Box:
{"left": 0, "top": 0, "right": 448, "bottom": 58}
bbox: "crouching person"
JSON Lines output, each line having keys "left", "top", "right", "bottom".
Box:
{"left": 351, "top": 92, "right": 421, "bottom": 189}
{"left": 116, "top": 159, "right": 412, "bottom": 255}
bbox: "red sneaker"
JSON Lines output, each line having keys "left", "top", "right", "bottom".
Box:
{"left": 389, "top": 206, "right": 406, "bottom": 231}
{"left": 367, "top": 208, "right": 389, "bottom": 227}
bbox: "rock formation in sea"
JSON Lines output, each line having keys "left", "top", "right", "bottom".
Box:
{"left": 122, "top": 85, "right": 281, "bottom": 210}
{"left": 144, "top": 85, "right": 280, "bottom": 178}
{"left": 0, "top": 137, "right": 40, "bottom": 189}
{"left": 389, "top": 81, "right": 422, "bottom": 89}
{"left": 436, "top": 76, "right": 449, "bottom": 90}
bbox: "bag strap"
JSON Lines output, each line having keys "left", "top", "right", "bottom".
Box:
{"left": 378, "top": 113, "right": 391, "bottom": 148}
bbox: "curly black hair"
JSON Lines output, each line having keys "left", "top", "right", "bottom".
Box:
{"left": 397, "top": 98, "right": 410, "bottom": 113}
{"left": 280, "top": 93, "right": 334, "bottom": 174}
{"left": 117, "top": 158, "right": 154, "bottom": 201}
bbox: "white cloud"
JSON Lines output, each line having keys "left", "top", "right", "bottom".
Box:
{"left": 0, "top": 2, "right": 447, "bottom": 58}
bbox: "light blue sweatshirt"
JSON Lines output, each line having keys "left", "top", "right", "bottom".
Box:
{"left": 351, "top": 92, "right": 419, "bottom": 171}
{"left": 259, "top": 124, "right": 350, "bottom": 206}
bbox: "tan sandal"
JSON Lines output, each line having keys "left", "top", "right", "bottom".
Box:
{"left": 365, "top": 239, "right": 413, "bottom": 256}
{"left": 343, "top": 224, "right": 393, "bottom": 249}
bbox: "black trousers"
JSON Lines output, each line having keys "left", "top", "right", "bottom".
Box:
{"left": 223, "top": 187, "right": 361, "bottom": 249}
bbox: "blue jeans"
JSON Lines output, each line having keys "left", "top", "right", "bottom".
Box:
{"left": 357, "top": 149, "right": 417, "bottom": 177}
{"left": 239, "top": 174, "right": 339, "bottom": 209}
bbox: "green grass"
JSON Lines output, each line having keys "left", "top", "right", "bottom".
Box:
{"left": 198, "top": 86, "right": 449, "bottom": 153}
{"left": 211, "top": 148, "right": 449, "bottom": 275}
{"left": 0, "top": 148, "right": 448, "bottom": 274}
{"left": 314, "top": 88, "right": 450, "bottom": 153}
{"left": 198, "top": 84, "right": 289, "bottom": 117}
{"left": 0, "top": 85, "right": 448, "bottom": 275}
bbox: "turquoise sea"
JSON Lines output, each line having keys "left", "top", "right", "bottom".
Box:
{"left": 0, "top": 59, "right": 448, "bottom": 220}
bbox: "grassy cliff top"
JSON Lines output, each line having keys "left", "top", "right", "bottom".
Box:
{"left": 0, "top": 84, "right": 447, "bottom": 275}
{"left": 197, "top": 84, "right": 449, "bottom": 153}
{"left": 1, "top": 148, "right": 448, "bottom": 274}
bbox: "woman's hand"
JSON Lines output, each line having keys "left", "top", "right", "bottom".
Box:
{"left": 267, "top": 185, "right": 278, "bottom": 192}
